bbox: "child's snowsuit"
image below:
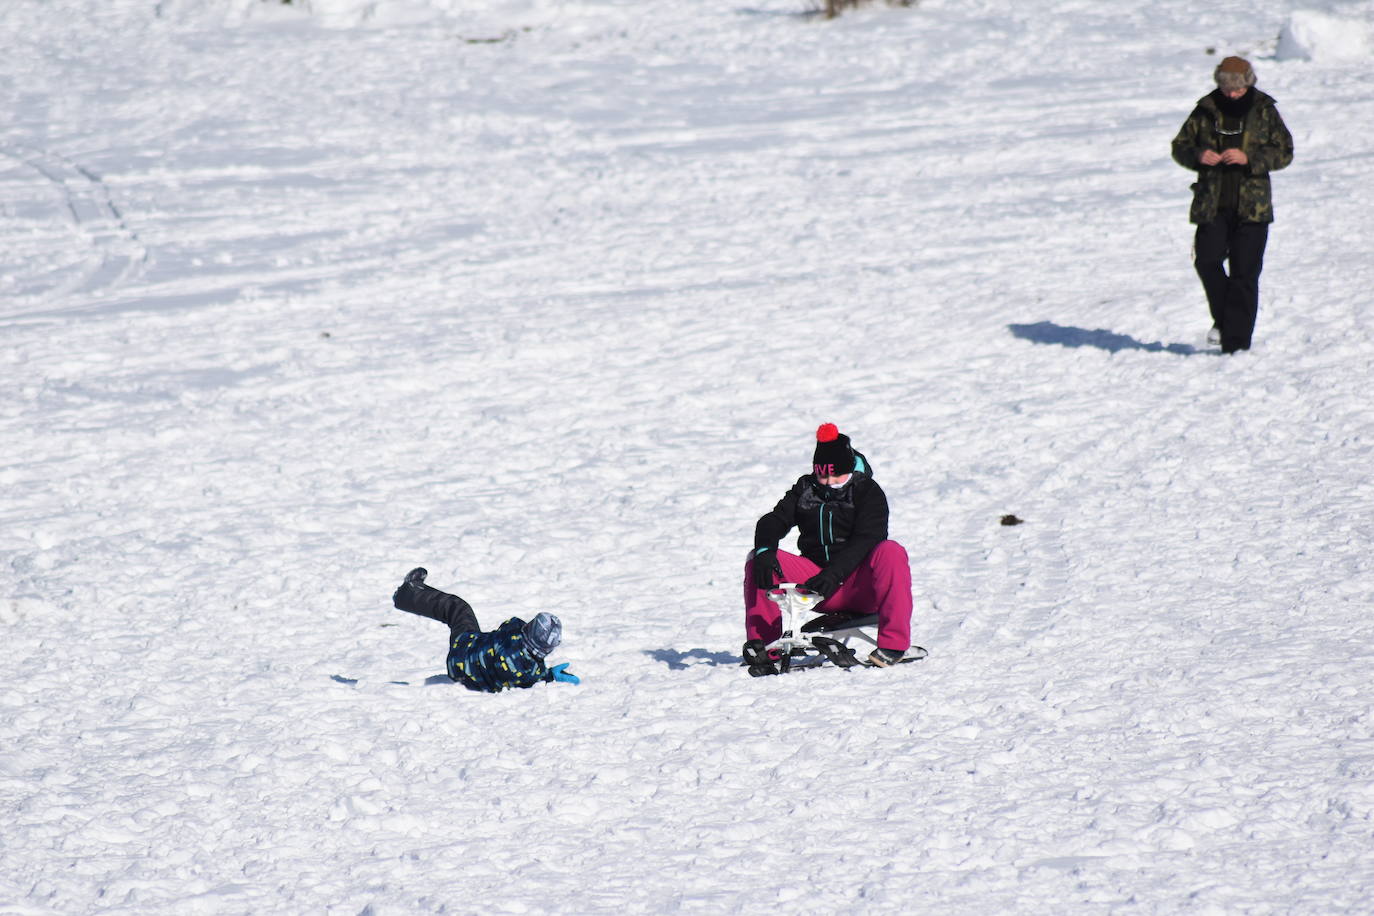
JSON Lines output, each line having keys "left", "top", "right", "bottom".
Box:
{"left": 392, "top": 572, "right": 553, "bottom": 693}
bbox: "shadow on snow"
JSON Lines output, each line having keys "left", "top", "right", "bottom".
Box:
{"left": 1009, "top": 321, "right": 1200, "bottom": 355}
{"left": 645, "top": 648, "right": 740, "bottom": 671}
{"left": 329, "top": 673, "right": 451, "bottom": 687}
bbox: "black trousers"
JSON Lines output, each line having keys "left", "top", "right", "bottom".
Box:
{"left": 393, "top": 580, "right": 480, "bottom": 635}
{"left": 1194, "top": 212, "right": 1269, "bottom": 353}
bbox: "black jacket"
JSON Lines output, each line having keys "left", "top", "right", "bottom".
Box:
{"left": 754, "top": 453, "right": 888, "bottom": 584}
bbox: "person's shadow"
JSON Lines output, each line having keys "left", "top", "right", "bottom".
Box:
{"left": 330, "top": 674, "right": 452, "bottom": 686}
{"left": 1009, "top": 321, "right": 1199, "bottom": 355}
{"left": 645, "top": 648, "right": 739, "bottom": 671}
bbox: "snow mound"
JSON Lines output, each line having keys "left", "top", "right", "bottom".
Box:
{"left": 1276, "top": 8, "right": 1374, "bottom": 61}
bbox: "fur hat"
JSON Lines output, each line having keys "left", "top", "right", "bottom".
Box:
{"left": 1214, "top": 56, "right": 1256, "bottom": 91}
{"left": 812, "top": 423, "right": 856, "bottom": 477}
{"left": 523, "top": 612, "right": 562, "bottom": 658}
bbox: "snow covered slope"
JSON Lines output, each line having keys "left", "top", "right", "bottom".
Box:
{"left": 3, "top": 0, "right": 1373, "bottom": 912}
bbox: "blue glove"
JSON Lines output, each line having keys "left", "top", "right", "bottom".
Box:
{"left": 549, "top": 663, "right": 580, "bottom": 685}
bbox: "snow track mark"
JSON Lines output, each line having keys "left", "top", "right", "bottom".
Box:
{"left": 0, "top": 144, "right": 147, "bottom": 311}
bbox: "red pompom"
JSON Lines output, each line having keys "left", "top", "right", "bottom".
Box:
{"left": 816, "top": 423, "right": 840, "bottom": 442}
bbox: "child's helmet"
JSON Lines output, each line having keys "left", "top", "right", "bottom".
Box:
{"left": 523, "top": 612, "right": 562, "bottom": 658}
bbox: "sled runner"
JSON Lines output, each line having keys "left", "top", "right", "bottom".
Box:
{"left": 745, "top": 583, "right": 928, "bottom": 675}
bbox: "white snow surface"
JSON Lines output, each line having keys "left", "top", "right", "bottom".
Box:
{"left": 1277, "top": 5, "right": 1374, "bottom": 61}
{"left": 4, "top": 0, "right": 1374, "bottom": 912}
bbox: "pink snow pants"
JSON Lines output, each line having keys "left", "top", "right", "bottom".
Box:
{"left": 743, "top": 540, "right": 913, "bottom": 651}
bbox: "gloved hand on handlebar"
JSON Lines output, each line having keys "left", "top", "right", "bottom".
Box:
{"left": 753, "top": 546, "right": 783, "bottom": 591}
{"left": 802, "top": 569, "right": 842, "bottom": 598}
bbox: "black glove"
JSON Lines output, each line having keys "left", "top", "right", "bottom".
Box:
{"left": 753, "top": 547, "right": 782, "bottom": 590}
{"left": 803, "top": 569, "right": 842, "bottom": 598}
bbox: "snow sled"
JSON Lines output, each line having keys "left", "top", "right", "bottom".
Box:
{"left": 744, "top": 583, "right": 928, "bottom": 676}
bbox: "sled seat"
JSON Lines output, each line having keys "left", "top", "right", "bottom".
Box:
{"left": 801, "top": 612, "right": 880, "bottom": 634}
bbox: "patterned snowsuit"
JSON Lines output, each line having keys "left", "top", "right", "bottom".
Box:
{"left": 446, "top": 617, "right": 552, "bottom": 693}
{"left": 393, "top": 577, "right": 552, "bottom": 693}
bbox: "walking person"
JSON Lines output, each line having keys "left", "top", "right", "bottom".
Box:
{"left": 1171, "top": 56, "right": 1294, "bottom": 354}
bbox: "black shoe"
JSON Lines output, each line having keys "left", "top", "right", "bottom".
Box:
{"left": 741, "top": 639, "right": 778, "bottom": 677}
{"left": 393, "top": 567, "right": 428, "bottom": 608}
{"left": 867, "top": 647, "right": 905, "bottom": 667}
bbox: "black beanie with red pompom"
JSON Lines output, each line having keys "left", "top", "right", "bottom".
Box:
{"left": 812, "top": 423, "right": 855, "bottom": 477}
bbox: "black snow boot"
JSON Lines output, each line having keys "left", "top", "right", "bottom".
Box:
{"left": 391, "top": 567, "right": 428, "bottom": 608}
{"left": 392, "top": 568, "right": 479, "bottom": 634}
{"left": 741, "top": 639, "right": 779, "bottom": 677}
{"left": 867, "top": 647, "right": 905, "bottom": 667}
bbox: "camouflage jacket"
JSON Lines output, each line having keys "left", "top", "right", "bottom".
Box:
{"left": 1171, "top": 89, "right": 1293, "bottom": 224}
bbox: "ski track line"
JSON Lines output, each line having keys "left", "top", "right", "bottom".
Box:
{"left": 941, "top": 425, "right": 1092, "bottom": 657}
{"left": 0, "top": 143, "right": 148, "bottom": 311}
{"left": 935, "top": 356, "right": 1198, "bottom": 661}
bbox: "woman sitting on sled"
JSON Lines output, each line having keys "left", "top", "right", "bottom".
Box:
{"left": 743, "top": 423, "right": 915, "bottom": 675}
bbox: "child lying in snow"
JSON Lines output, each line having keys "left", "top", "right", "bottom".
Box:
{"left": 391, "top": 568, "right": 578, "bottom": 693}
